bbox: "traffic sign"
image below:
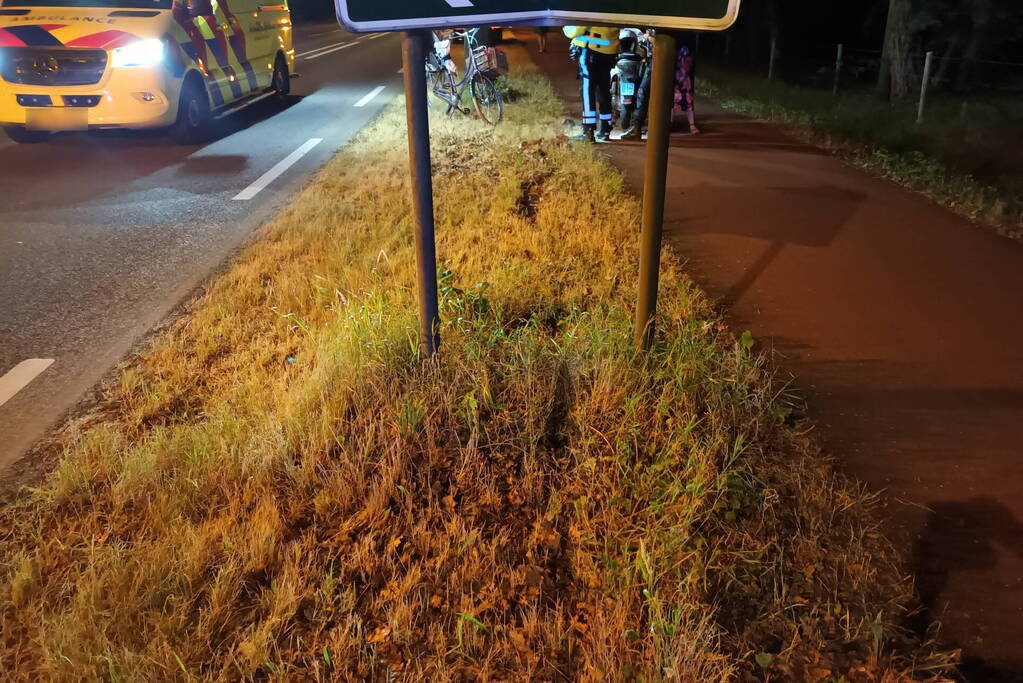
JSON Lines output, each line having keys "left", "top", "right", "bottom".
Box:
{"left": 336, "top": 0, "right": 741, "bottom": 33}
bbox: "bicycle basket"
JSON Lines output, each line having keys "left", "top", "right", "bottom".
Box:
{"left": 473, "top": 46, "right": 508, "bottom": 79}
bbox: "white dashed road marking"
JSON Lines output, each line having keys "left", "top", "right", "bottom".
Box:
{"left": 0, "top": 359, "right": 54, "bottom": 408}
{"left": 233, "top": 138, "right": 323, "bottom": 201}
{"left": 445, "top": 0, "right": 474, "bottom": 7}
{"left": 354, "top": 85, "right": 385, "bottom": 108}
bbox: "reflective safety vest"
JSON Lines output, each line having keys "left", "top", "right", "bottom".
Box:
{"left": 562, "top": 26, "right": 620, "bottom": 55}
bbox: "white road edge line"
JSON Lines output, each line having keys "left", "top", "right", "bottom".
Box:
{"left": 304, "top": 42, "right": 357, "bottom": 60}
{"left": 296, "top": 40, "right": 356, "bottom": 59}
{"left": 0, "top": 359, "right": 54, "bottom": 408}
{"left": 353, "top": 85, "right": 385, "bottom": 108}
{"left": 233, "top": 138, "right": 323, "bottom": 201}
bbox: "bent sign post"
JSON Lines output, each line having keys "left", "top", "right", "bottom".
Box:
{"left": 336, "top": 1, "right": 741, "bottom": 355}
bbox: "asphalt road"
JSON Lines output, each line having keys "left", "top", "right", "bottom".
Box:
{"left": 536, "top": 37, "right": 1023, "bottom": 679}
{"left": 0, "top": 22, "right": 402, "bottom": 466}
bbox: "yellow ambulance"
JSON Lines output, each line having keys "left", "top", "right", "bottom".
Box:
{"left": 0, "top": 0, "right": 294, "bottom": 143}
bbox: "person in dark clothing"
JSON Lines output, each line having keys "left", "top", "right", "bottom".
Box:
{"left": 621, "top": 31, "right": 700, "bottom": 139}
{"left": 474, "top": 25, "right": 497, "bottom": 47}
{"left": 620, "top": 30, "right": 653, "bottom": 140}
{"left": 564, "top": 26, "right": 619, "bottom": 142}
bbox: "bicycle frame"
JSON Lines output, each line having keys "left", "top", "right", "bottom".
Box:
{"left": 425, "top": 27, "right": 503, "bottom": 124}
{"left": 428, "top": 28, "right": 486, "bottom": 112}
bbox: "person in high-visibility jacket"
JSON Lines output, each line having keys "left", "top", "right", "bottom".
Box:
{"left": 564, "top": 26, "right": 619, "bottom": 142}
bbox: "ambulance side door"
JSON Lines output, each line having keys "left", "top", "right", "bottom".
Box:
{"left": 252, "top": 0, "right": 282, "bottom": 87}
{"left": 217, "top": 0, "right": 270, "bottom": 94}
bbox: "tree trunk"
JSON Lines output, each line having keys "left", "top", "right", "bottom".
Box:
{"left": 955, "top": 33, "right": 980, "bottom": 92}
{"left": 876, "top": 0, "right": 913, "bottom": 99}
{"left": 876, "top": 0, "right": 896, "bottom": 98}
{"left": 888, "top": 4, "right": 915, "bottom": 98}
{"left": 956, "top": 0, "right": 992, "bottom": 92}
{"left": 744, "top": 11, "right": 756, "bottom": 64}
{"left": 933, "top": 32, "right": 961, "bottom": 89}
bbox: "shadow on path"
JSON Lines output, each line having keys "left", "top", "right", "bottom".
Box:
{"left": 532, "top": 31, "right": 1023, "bottom": 676}
{"left": 912, "top": 498, "right": 1023, "bottom": 683}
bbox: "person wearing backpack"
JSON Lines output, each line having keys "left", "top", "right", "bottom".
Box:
{"left": 621, "top": 32, "right": 701, "bottom": 139}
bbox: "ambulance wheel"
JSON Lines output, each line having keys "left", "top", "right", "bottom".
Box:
{"left": 4, "top": 126, "right": 48, "bottom": 144}
{"left": 272, "top": 55, "right": 290, "bottom": 100}
{"left": 171, "top": 77, "right": 211, "bottom": 145}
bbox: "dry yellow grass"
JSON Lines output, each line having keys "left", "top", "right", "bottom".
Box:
{"left": 0, "top": 51, "right": 952, "bottom": 680}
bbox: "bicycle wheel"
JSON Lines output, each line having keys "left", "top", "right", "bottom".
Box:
{"left": 426, "top": 59, "right": 457, "bottom": 110}
{"left": 470, "top": 73, "right": 503, "bottom": 125}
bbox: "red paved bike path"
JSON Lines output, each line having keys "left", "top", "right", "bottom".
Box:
{"left": 531, "top": 37, "right": 1023, "bottom": 680}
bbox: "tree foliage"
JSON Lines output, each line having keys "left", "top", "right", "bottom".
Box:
{"left": 725, "top": 0, "right": 1023, "bottom": 96}
{"left": 875, "top": 0, "right": 1021, "bottom": 95}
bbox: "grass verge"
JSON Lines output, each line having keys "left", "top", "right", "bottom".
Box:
{"left": 701, "top": 66, "right": 1023, "bottom": 241}
{"left": 0, "top": 52, "right": 953, "bottom": 680}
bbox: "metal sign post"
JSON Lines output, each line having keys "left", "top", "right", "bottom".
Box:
{"left": 402, "top": 31, "right": 440, "bottom": 356}
{"left": 338, "top": 0, "right": 741, "bottom": 356}
{"left": 634, "top": 31, "right": 677, "bottom": 351}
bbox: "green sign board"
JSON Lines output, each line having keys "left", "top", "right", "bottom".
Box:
{"left": 336, "top": 0, "right": 741, "bottom": 33}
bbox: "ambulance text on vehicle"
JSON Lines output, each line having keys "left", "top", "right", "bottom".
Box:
{"left": 0, "top": 0, "right": 294, "bottom": 143}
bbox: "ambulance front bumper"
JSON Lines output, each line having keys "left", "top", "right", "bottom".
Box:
{"left": 0, "top": 67, "right": 178, "bottom": 130}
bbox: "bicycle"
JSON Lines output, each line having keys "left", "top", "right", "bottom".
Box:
{"left": 426, "top": 28, "right": 504, "bottom": 125}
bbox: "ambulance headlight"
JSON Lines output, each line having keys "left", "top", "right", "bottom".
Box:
{"left": 112, "top": 39, "right": 165, "bottom": 68}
